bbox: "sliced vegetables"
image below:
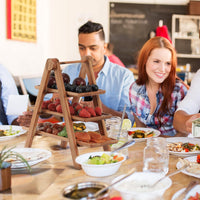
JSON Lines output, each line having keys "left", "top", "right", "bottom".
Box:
{"left": 86, "top": 153, "right": 124, "bottom": 165}
{"left": 128, "top": 130, "right": 154, "bottom": 138}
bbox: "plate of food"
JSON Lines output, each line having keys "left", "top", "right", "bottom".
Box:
{"left": 166, "top": 137, "right": 200, "bottom": 157}
{"left": 172, "top": 185, "right": 200, "bottom": 200}
{"left": 127, "top": 127, "right": 160, "bottom": 142}
{"left": 0, "top": 125, "right": 27, "bottom": 141}
{"left": 176, "top": 156, "right": 200, "bottom": 179}
{"left": 73, "top": 121, "right": 99, "bottom": 132}
{"left": 5, "top": 148, "right": 52, "bottom": 168}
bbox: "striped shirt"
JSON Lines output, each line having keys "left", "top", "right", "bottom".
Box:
{"left": 127, "top": 79, "right": 188, "bottom": 136}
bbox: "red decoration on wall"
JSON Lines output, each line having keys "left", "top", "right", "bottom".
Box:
{"left": 7, "top": 0, "right": 12, "bottom": 39}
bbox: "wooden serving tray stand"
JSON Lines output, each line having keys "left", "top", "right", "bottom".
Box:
{"left": 25, "top": 56, "right": 115, "bottom": 169}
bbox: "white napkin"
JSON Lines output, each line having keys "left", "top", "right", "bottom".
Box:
{"left": 6, "top": 95, "right": 29, "bottom": 115}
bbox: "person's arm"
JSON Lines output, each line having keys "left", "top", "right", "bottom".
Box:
{"left": 102, "top": 103, "right": 124, "bottom": 118}
{"left": 11, "top": 118, "right": 19, "bottom": 125}
{"left": 173, "top": 110, "right": 200, "bottom": 135}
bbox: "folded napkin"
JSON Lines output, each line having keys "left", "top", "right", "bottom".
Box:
{"left": 6, "top": 94, "right": 29, "bottom": 115}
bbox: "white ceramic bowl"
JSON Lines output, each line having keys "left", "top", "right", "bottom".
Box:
{"left": 75, "top": 151, "right": 126, "bottom": 177}
{"left": 112, "top": 172, "right": 172, "bottom": 200}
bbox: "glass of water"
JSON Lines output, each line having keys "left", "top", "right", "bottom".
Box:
{"left": 105, "top": 116, "right": 129, "bottom": 158}
{"left": 143, "top": 137, "right": 169, "bottom": 176}
{"left": 110, "top": 127, "right": 129, "bottom": 158}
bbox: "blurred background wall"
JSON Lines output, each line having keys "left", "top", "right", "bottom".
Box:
{"left": 0, "top": 0, "right": 190, "bottom": 76}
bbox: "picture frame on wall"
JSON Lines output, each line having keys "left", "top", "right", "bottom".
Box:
{"left": 7, "top": 0, "right": 37, "bottom": 42}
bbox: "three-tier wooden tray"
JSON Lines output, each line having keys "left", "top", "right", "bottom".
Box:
{"left": 25, "top": 56, "right": 117, "bottom": 169}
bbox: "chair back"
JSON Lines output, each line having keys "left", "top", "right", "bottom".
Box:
{"left": 18, "top": 74, "right": 42, "bottom": 105}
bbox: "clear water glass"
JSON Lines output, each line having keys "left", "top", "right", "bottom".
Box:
{"left": 143, "top": 137, "right": 169, "bottom": 176}
{"left": 110, "top": 125, "right": 129, "bottom": 158}
{"left": 105, "top": 116, "right": 129, "bottom": 158}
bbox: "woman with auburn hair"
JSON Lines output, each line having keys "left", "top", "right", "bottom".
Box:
{"left": 128, "top": 36, "right": 188, "bottom": 136}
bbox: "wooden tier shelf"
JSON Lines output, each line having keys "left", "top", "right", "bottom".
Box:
{"left": 35, "top": 85, "right": 106, "bottom": 97}
{"left": 37, "top": 131, "right": 69, "bottom": 141}
{"left": 67, "top": 89, "right": 105, "bottom": 97}
{"left": 24, "top": 126, "right": 117, "bottom": 148}
{"left": 38, "top": 131, "right": 117, "bottom": 147}
{"left": 72, "top": 113, "right": 112, "bottom": 122}
{"left": 30, "top": 107, "right": 112, "bottom": 121}
{"left": 77, "top": 138, "right": 118, "bottom": 147}
{"left": 25, "top": 57, "right": 112, "bottom": 169}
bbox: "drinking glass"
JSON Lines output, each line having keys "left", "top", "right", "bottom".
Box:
{"left": 143, "top": 137, "right": 169, "bottom": 176}
{"left": 110, "top": 125, "right": 129, "bottom": 158}
{"left": 105, "top": 117, "right": 129, "bottom": 158}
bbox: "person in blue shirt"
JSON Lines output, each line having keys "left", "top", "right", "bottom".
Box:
{"left": 63, "top": 21, "right": 134, "bottom": 116}
{"left": 0, "top": 64, "right": 19, "bottom": 125}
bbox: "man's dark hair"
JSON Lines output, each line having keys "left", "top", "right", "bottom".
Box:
{"left": 78, "top": 21, "right": 105, "bottom": 41}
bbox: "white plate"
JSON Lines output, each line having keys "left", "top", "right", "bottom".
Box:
{"left": 176, "top": 156, "right": 200, "bottom": 178}
{"left": 172, "top": 185, "right": 200, "bottom": 200}
{"left": 0, "top": 125, "right": 27, "bottom": 141}
{"left": 166, "top": 137, "right": 200, "bottom": 157}
{"left": 6, "top": 148, "right": 52, "bottom": 169}
{"left": 73, "top": 121, "right": 99, "bottom": 132}
{"left": 128, "top": 127, "right": 161, "bottom": 142}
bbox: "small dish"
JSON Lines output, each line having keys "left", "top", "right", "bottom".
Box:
{"left": 5, "top": 148, "right": 52, "bottom": 168}
{"left": 166, "top": 137, "right": 200, "bottom": 157}
{"left": 75, "top": 151, "right": 126, "bottom": 177}
{"left": 63, "top": 181, "right": 110, "bottom": 200}
{"left": 113, "top": 172, "right": 172, "bottom": 200}
{"left": 127, "top": 127, "right": 160, "bottom": 142}
{"left": 176, "top": 156, "right": 200, "bottom": 178}
{"left": 0, "top": 125, "right": 27, "bottom": 141}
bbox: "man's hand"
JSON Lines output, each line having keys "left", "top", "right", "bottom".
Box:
{"left": 17, "top": 111, "right": 33, "bottom": 127}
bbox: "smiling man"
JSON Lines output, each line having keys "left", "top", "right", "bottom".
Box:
{"left": 62, "top": 21, "right": 134, "bottom": 116}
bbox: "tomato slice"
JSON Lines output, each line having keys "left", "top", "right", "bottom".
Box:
{"left": 197, "top": 155, "right": 200, "bottom": 164}
{"left": 185, "top": 148, "right": 189, "bottom": 152}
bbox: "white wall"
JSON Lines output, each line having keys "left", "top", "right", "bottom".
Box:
{"left": 0, "top": 0, "right": 48, "bottom": 76}
{"left": 0, "top": 0, "right": 191, "bottom": 77}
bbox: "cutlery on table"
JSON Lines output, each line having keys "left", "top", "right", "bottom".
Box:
{"left": 87, "top": 168, "right": 136, "bottom": 199}
{"left": 110, "top": 139, "right": 135, "bottom": 154}
{"left": 142, "top": 162, "right": 191, "bottom": 188}
{"left": 175, "top": 180, "right": 199, "bottom": 200}
{"left": 117, "top": 104, "right": 126, "bottom": 140}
